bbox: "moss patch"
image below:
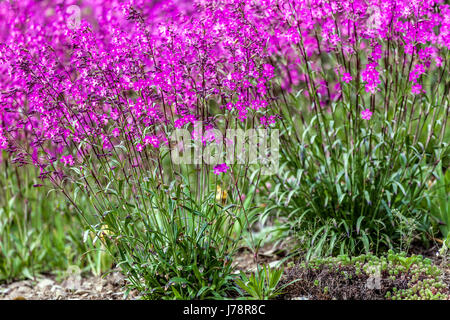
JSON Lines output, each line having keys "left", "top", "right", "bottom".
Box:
{"left": 280, "top": 251, "right": 449, "bottom": 300}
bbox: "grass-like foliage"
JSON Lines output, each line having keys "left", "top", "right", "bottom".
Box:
{"left": 0, "top": 157, "right": 112, "bottom": 282}
{"left": 265, "top": 19, "right": 449, "bottom": 258}
{"left": 0, "top": 0, "right": 449, "bottom": 300}
{"left": 234, "top": 264, "right": 289, "bottom": 300}
{"left": 94, "top": 170, "right": 248, "bottom": 299}
{"left": 428, "top": 161, "right": 450, "bottom": 239}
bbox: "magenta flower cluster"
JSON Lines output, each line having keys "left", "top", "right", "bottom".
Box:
{"left": 213, "top": 163, "right": 230, "bottom": 175}
{"left": 0, "top": 0, "right": 448, "bottom": 172}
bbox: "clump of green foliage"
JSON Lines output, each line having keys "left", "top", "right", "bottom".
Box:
{"left": 0, "top": 159, "right": 112, "bottom": 282}
{"left": 266, "top": 22, "right": 449, "bottom": 258}
{"left": 428, "top": 162, "right": 450, "bottom": 240}
{"left": 234, "top": 264, "right": 286, "bottom": 300}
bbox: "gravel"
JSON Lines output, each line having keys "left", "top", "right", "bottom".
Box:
{"left": 0, "top": 270, "right": 139, "bottom": 300}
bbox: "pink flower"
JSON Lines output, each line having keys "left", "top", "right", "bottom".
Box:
{"left": 342, "top": 72, "right": 352, "bottom": 83}
{"left": 112, "top": 128, "right": 120, "bottom": 137}
{"left": 361, "top": 63, "right": 380, "bottom": 93}
{"left": 143, "top": 135, "right": 160, "bottom": 148}
{"left": 361, "top": 109, "right": 373, "bottom": 120}
{"left": 0, "top": 0, "right": 447, "bottom": 176}
{"left": 411, "top": 84, "right": 425, "bottom": 95}
{"left": 213, "top": 163, "right": 229, "bottom": 175}
{"left": 60, "top": 155, "right": 74, "bottom": 166}
{"left": 260, "top": 115, "right": 277, "bottom": 127}
{"left": 262, "top": 64, "right": 274, "bottom": 79}
{"left": 409, "top": 64, "right": 426, "bottom": 83}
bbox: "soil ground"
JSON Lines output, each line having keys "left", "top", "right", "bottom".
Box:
{"left": 0, "top": 270, "right": 139, "bottom": 300}
{"left": 0, "top": 242, "right": 447, "bottom": 300}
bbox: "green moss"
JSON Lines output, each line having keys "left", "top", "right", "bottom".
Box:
{"left": 299, "top": 252, "right": 449, "bottom": 300}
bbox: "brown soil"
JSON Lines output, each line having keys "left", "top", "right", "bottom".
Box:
{"left": 279, "top": 244, "right": 450, "bottom": 300}
{"left": 0, "top": 270, "right": 139, "bottom": 300}
{"left": 233, "top": 243, "right": 290, "bottom": 273}
{"left": 279, "top": 264, "right": 410, "bottom": 300}
{"left": 0, "top": 243, "right": 288, "bottom": 300}
{"left": 1, "top": 242, "right": 447, "bottom": 300}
